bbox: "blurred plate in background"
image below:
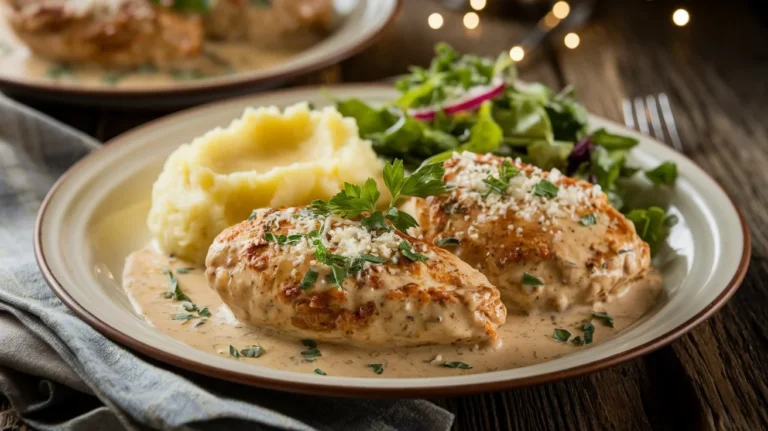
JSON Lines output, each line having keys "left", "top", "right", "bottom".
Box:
{"left": 0, "top": 0, "right": 399, "bottom": 107}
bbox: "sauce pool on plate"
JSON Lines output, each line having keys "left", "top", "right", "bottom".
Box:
{"left": 123, "top": 244, "right": 662, "bottom": 378}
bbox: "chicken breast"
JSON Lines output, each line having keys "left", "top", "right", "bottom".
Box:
{"left": 205, "top": 207, "right": 506, "bottom": 347}
{"left": 6, "top": 0, "right": 203, "bottom": 67}
{"left": 402, "top": 152, "right": 651, "bottom": 313}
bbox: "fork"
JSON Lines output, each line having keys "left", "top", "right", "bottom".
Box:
{"left": 622, "top": 93, "right": 684, "bottom": 153}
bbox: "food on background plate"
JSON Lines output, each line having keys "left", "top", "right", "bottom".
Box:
{"left": 147, "top": 103, "right": 384, "bottom": 265}
{"left": 4, "top": 0, "right": 332, "bottom": 69}
{"left": 123, "top": 44, "right": 676, "bottom": 377}
{"left": 402, "top": 152, "right": 650, "bottom": 313}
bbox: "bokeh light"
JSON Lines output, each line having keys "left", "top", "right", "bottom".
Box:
{"left": 428, "top": 13, "right": 444, "bottom": 29}
{"left": 469, "top": 0, "right": 487, "bottom": 11}
{"left": 552, "top": 1, "right": 570, "bottom": 19}
{"left": 509, "top": 46, "right": 525, "bottom": 62}
{"left": 672, "top": 8, "right": 690, "bottom": 26}
{"left": 463, "top": 12, "right": 480, "bottom": 30}
{"left": 564, "top": 33, "right": 580, "bottom": 49}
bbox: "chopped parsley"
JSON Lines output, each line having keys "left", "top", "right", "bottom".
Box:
{"left": 553, "top": 328, "right": 571, "bottom": 342}
{"left": 570, "top": 336, "right": 584, "bottom": 346}
{"left": 171, "top": 313, "right": 195, "bottom": 321}
{"left": 368, "top": 363, "right": 385, "bottom": 375}
{"left": 592, "top": 311, "right": 614, "bottom": 328}
{"left": 240, "top": 346, "right": 264, "bottom": 358}
{"left": 314, "top": 368, "right": 327, "bottom": 376}
{"left": 482, "top": 160, "right": 519, "bottom": 195}
{"left": 583, "top": 322, "right": 595, "bottom": 344}
{"left": 161, "top": 268, "right": 191, "bottom": 302}
{"left": 300, "top": 340, "right": 321, "bottom": 362}
{"left": 328, "top": 264, "right": 347, "bottom": 289}
{"left": 299, "top": 269, "right": 319, "bottom": 290}
{"left": 522, "top": 272, "right": 544, "bottom": 286}
{"left": 399, "top": 241, "right": 429, "bottom": 262}
{"left": 263, "top": 232, "right": 303, "bottom": 245}
{"left": 532, "top": 180, "right": 559, "bottom": 198}
{"left": 435, "top": 237, "right": 461, "bottom": 247}
{"left": 580, "top": 213, "right": 597, "bottom": 226}
{"left": 175, "top": 267, "right": 194, "bottom": 274}
{"left": 248, "top": 211, "right": 258, "bottom": 221}
{"left": 443, "top": 361, "right": 472, "bottom": 369}
{"left": 229, "top": 345, "right": 240, "bottom": 358}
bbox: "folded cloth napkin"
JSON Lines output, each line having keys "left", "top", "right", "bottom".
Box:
{"left": 0, "top": 94, "right": 454, "bottom": 431}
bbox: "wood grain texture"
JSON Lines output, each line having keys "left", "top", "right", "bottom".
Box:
{"left": 3, "top": 0, "right": 768, "bottom": 430}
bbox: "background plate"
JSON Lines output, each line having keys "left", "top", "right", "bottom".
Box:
{"left": 35, "top": 85, "right": 750, "bottom": 397}
{"left": 0, "top": 1, "right": 399, "bottom": 107}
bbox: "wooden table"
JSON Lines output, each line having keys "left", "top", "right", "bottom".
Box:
{"left": 3, "top": 0, "right": 768, "bottom": 429}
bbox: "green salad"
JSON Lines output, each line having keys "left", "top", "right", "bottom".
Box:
{"left": 332, "top": 43, "right": 678, "bottom": 253}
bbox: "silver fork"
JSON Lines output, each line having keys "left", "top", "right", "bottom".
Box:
{"left": 622, "top": 93, "right": 684, "bottom": 153}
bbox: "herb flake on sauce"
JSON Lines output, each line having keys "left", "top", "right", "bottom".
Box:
{"left": 553, "top": 329, "right": 571, "bottom": 342}
{"left": 314, "top": 368, "right": 327, "bottom": 376}
{"left": 368, "top": 363, "right": 385, "bottom": 375}
{"left": 522, "top": 272, "right": 544, "bottom": 286}
{"left": 229, "top": 345, "right": 240, "bottom": 358}
{"left": 443, "top": 361, "right": 472, "bottom": 369}
{"left": 592, "top": 311, "right": 614, "bottom": 328}
{"left": 240, "top": 346, "right": 264, "bottom": 358}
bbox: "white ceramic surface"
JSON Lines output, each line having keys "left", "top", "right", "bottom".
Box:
{"left": 35, "top": 85, "right": 750, "bottom": 397}
{"left": 0, "top": 1, "right": 399, "bottom": 107}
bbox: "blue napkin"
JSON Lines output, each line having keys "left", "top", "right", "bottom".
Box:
{"left": 0, "top": 94, "right": 454, "bottom": 431}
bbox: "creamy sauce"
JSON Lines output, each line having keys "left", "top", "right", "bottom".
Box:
{"left": 123, "top": 244, "right": 662, "bottom": 378}
{"left": 0, "top": 18, "right": 321, "bottom": 89}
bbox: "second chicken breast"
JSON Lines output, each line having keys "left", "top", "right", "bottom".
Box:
{"left": 402, "top": 152, "right": 651, "bottom": 313}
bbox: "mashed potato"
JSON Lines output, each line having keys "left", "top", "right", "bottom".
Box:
{"left": 147, "top": 103, "right": 384, "bottom": 265}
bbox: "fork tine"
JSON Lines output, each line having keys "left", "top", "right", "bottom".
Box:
{"left": 657, "top": 93, "right": 684, "bottom": 152}
{"left": 622, "top": 99, "right": 635, "bottom": 129}
{"left": 645, "top": 95, "right": 666, "bottom": 142}
{"left": 633, "top": 97, "right": 650, "bottom": 135}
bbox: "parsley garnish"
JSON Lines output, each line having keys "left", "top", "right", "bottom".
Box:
{"left": 532, "top": 180, "right": 559, "bottom": 198}
{"left": 300, "top": 340, "right": 321, "bottom": 362}
{"left": 299, "top": 269, "right": 319, "bottom": 290}
{"left": 570, "top": 336, "right": 584, "bottom": 346}
{"left": 580, "top": 213, "right": 597, "bottom": 226}
{"left": 248, "top": 211, "right": 258, "bottom": 221}
{"left": 399, "top": 241, "right": 429, "bottom": 262}
{"left": 522, "top": 272, "right": 544, "bottom": 286}
{"left": 435, "top": 237, "right": 461, "bottom": 247}
{"left": 482, "top": 160, "right": 519, "bottom": 195}
{"left": 172, "top": 313, "right": 195, "bottom": 321}
{"left": 229, "top": 345, "right": 240, "bottom": 358}
{"left": 368, "top": 363, "right": 385, "bottom": 375}
{"left": 263, "top": 232, "right": 303, "bottom": 245}
{"left": 314, "top": 368, "right": 327, "bottom": 375}
{"left": 240, "top": 346, "right": 264, "bottom": 358}
{"left": 175, "top": 267, "right": 194, "bottom": 274}
{"left": 162, "top": 268, "right": 190, "bottom": 302}
{"left": 592, "top": 311, "right": 614, "bottom": 328}
{"left": 583, "top": 322, "right": 595, "bottom": 344}
{"left": 328, "top": 264, "right": 347, "bottom": 289}
{"left": 443, "top": 361, "right": 472, "bottom": 369}
{"left": 553, "top": 328, "right": 571, "bottom": 342}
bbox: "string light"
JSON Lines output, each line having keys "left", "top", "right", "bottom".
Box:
{"left": 428, "top": 13, "right": 444, "bottom": 29}
{"left": 509, "top": 46, "right": 525, "bottom": 62}
{"left": 542, "top": 12, "right": 560, "bottom": 29}
{"left": 463, "top": 12, "right": 480, "bottom": 30}
{"left": 564, "top": 33, "right": 580, "bottom": 49}
{"left": 469, "top": 0, "right": 487, "bottom": 11}
{"left": 552, "top": 1, "right": 570, "bottom": 19}
{"left": 672, "top": 8, "right": 690, "bottom": 26}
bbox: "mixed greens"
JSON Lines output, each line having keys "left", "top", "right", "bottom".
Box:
{"left": 333, "top": 43, "right": 679, "bottom": 253}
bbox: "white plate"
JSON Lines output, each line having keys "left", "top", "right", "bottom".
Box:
{"left": 0, "top": 1, "right": 399, "bottom": 107}
{"left": 35, "top": 85, "right": 750, "bottom": 397}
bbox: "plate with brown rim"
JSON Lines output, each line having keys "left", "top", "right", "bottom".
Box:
{"left": 34, "top": 84, "right": 750, "bottom": 397}
{"left": 0, "top": 1, "right": 399, "bottom": 107}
